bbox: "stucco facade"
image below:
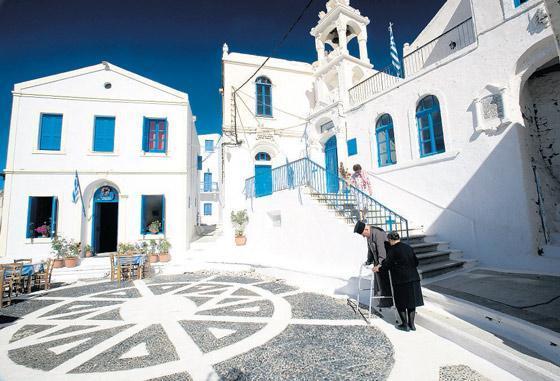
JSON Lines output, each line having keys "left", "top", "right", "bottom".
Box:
{"left": 222, "top": 0, "right": 560, "bottom": 275}
{"left": 199, "top": 133, "right": 223, "bottom": 226}
{"left": 0, "top": 62, "right": 200, "bottom": 260}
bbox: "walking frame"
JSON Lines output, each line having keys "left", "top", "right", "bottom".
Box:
{"left": 348, "top": 263, "right": 399, "bottom": 324}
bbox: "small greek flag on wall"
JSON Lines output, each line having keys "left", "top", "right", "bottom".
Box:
{"left": 389, "top": 22, "right": 402, "bottom": 78}
{"left": 72, "top": 172, "right": 80, "bottom": 203}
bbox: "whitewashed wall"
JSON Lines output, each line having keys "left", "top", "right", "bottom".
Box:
{"left": 0, "top": 63, "right": 200, "bottom": 261}
{"left": 199, "top": 133, "right": 222, "bottom": 225}
{"left": 343, "top": 1, "right": 559, "bottom": 273}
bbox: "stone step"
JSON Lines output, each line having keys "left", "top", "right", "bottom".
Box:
{"left": 411, "top": 241, "right": 449, "bottom": 254}
{"left": 418, "top": 260, "right": 466, "bottom": 279}
{"left": 416, "top": 250, "right": 452, "bottom": 265}
{"left": 402, "top": 234, "right": 426, "bottom": 245}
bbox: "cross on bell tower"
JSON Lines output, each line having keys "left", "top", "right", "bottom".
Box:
{"left": 310, "top": 0, "right": 373, "bottom": 107}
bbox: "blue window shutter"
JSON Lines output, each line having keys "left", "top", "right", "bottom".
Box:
{"left": 93, "top": 117, "right": 115, "bottom": 152}
{"left": 205, "top": 140, "right": 213, "bottom": 152}
{"left": 161, "top": 195, "right": 166, "bottom": 234}
{"left": 204, "top": 203, "right": 212, "bottom": 215}
{"left": 39, "top": 114, "right": 62, "bottom": 151}
{"left": 140, "top": 195, "right": 146, "bottom": 234}
{"left": 142, "top": 118, "right": 149, "bottom": 152}
{"left": 26, "top": 197, "right": 34, "bottom": 238}
{"left": 51, "top": 196, "right": 58, "bottom": 237}
{"left": 163, "top": 120, "right": 168, "bottom": 153}
{"left": 197, "top": 155, "right": 202, "bottom": 170}
{"left": 347, "top": 138, "right": 357, "bottom": 156}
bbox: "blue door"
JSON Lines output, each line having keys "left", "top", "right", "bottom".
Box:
{"left": 255, "top": 165, "right": 272, "bottom": 197}
{"left": 325, "top": 136, "right": 339, "bottom": 193}
{"left": 204, "top": 172, "right": 212, "bottom": 192}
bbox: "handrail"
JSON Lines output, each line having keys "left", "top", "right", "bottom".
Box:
{"left": 244, "top": 157, "right": 409, "bottom": 239}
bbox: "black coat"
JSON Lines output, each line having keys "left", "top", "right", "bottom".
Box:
{"left": 380, "top": 242, "right": 421, "bottom": 285}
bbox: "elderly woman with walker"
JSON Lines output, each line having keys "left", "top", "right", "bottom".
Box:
{"left": 373, "top": 231, "right": 424, "bottom": 331}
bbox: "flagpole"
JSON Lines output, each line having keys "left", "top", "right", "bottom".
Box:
{"left": 75, "top": 170, "right": 86, "bottom": 217}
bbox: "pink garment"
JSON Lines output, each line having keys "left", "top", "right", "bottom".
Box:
{"left": 351, "top": 171, "right": 372, "bottom": 194}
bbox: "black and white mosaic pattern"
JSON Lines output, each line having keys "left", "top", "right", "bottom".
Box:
{"left": 0, "top": 272, "right": 394, "bottom": 380}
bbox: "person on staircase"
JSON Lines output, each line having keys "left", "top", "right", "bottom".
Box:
{"left": 373, "top": 231, "right": 424, "bottom": 331}
{"left": 350, "top": 164, "right": 372, "bottom": 222}
{"left": 354, "top": 221, "right": 393, "bottom": 308}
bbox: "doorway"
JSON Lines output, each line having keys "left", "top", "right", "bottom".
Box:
{"left": 325, "top": 135, "right": 339, "bottom": 193}
{"left": 92, "top": 186, "right": 119, "bottom": 254}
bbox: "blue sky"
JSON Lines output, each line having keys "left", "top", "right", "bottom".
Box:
{"left": 0, "top": 0, "right": 446, "bottom": 188}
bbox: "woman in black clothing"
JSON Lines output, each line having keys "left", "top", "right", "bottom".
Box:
{"left": 373, "top": 231, "right": 423, "bottom": 331}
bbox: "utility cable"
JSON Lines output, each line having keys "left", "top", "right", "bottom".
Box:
{"left": 230, "top": 0, "right": 317, "bottom": 144}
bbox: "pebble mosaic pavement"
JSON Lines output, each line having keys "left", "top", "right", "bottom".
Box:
{"left": 0, "top": 272, "right": 395, "bottom": 380}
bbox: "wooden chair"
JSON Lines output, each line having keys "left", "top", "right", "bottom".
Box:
{"left": 1, "top": 263, "right": 23, "bottom": 296}
{"left": 115, "top": 254, "right": 145, "bottom": 285}
{"left": 34, "top": 259, "right": 54, "bottom": 291}
{"left": 15, "top": 259, "right": 33, "bottom": 292}
{"left": 110, "top": 253, "right": 116, "bottom": 281}
{"left": 1, "top": 269, "right": 13, "bottom": 307}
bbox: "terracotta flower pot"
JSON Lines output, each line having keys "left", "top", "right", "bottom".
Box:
{"left": 53, "top": 258, "right": 65, "bottom": 268}
{"left": 159, "top": 253, "right": 171, "bottom": 262}
{"left": 64, "top": 257, "right": 79, "bottom": 268}
{"left": 85, "top": 251, "right": 93, "bottom": 258}
{"left": 149, "top": 254, "right": 159, "bottom": 263}
{"left": 235, "top": 236, "right": 247, "bottom": 246}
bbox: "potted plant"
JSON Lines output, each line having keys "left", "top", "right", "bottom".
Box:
{"left": 231, "top": 210, "right": 249, "bottom": 246}
{"left": 148, "top": 239, "right": 159, "bottom": 263}
{"left": 64, "top": 239, "right": 80, "bottom": 268}
{"left": 158, "top": 239, "right": 171, "bottom": 262}
{"left": 148, "top": 220, "right": 162, "bottom": 234}
{"left": 84, "top": 244, "right": 93, "bottom": 257}
{"left": 117, "top": 242, "right": 135, "bottom": 255}
{"left": 50, "top": 235, "right": 67, "bottom": 268}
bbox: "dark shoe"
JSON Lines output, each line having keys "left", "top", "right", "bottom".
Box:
{"left": 408, "top": 310, "right": 416, "bottom": 331}
{"left": 396, "top": 323, "right": 409, "bottom": 332}
{"left": 397, "top": 310, "right": 408, "bottom": 331}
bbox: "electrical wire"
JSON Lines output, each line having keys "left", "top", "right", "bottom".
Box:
{"left": 231, "top": 0, "right": 317, "bottom": 144}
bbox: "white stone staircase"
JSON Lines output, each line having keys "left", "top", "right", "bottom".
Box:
{"left": 307, "top": 190, "right": 467, "bottom": 279}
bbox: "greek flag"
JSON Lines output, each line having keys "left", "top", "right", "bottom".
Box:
{"left": 389, "top": 22, "right": 402, "bottom": 78}
{"left": 72, "top": 172, "right": 80, "bottom": 203}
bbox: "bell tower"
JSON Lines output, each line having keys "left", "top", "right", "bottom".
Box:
{"left": 310, "top": 0, "right": 373, "bottom": 107}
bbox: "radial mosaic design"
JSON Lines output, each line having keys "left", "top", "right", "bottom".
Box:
{"left": 0, "top": 273, "right": 394, "bottom": 380}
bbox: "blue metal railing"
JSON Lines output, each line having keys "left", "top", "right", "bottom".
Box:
{"left": 244, "top": 158, "right": 409, "bottom": 239}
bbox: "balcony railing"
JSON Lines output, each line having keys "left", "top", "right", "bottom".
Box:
{"left": 403, "top": 17, "right": 475, "bottom": 77}
{"left": 349, "top": 65, "right": 403, "bottom": 106}
{"left": 349, "top": 18, "right": 476, "bottom": 106}
{"left": 244, "top": 158, "right": 409, "bottom": 239}
{"left": 200, "top": 182, "right": 219, "bottom": 193}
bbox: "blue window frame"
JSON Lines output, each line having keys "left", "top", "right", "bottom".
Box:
{"left": 93, "top": 116, "right": 115, "bottom": 152}
{"left": 204, "top": 203, "right": 212, "bottom": 216}
{"left": 347, "top": 138, "right": 358, "bottom": 156}
{"left": 416, "top": 95, "right": 445, "bottom": 157}
{"left": 197, "top": 155, "right": 202, "bottom": 170}
{"left": 514, "top": 0, "right": 528, "bottom": 7}
{"left": 141, "top": 195, "right": 165, "bottom": 234}
{"left": 26, "top": 196, "right": 58, "bottom": 238}
{"left": 205, "top": 139, "right": 214, "bottom": 152}
{"left": 256, "top": 76, "right": 272, "bottom": 117}
{"left": 255, "top": 152, "right": 271, "bottom": 161}
{"left": 204, "top": 172, "right": 212, "bottom": 192}
{"left": 142, "top": 118, "right": 167, "bottom": 153}
{"left": 38, "top": 114, "right": 62, "bottom": 151}
{"left": 376, "top": 114, "right": 397, "bottom": 167}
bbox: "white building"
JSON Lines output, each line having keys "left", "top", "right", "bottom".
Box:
{"left": 198, "top": 133, "right": 223, "bottom": 225}
{"left": 221, "top": 0, "right": 560, "bottom": 276}
{"left": 0, "top": 62, "right": 200, "bottom": 261}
